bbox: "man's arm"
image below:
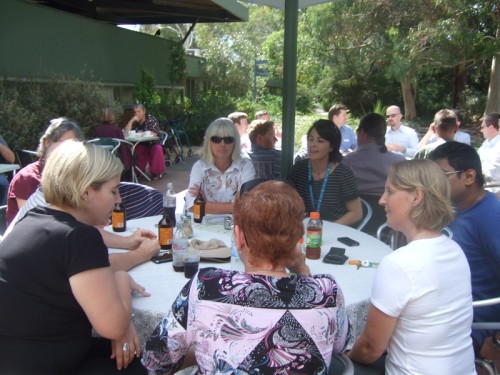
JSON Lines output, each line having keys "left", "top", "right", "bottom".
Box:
{"left": 0, "top": 143, "right": 15, "bottom": 163}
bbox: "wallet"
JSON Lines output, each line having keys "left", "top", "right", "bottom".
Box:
{"left": 323, "top": 247, "right": 348, "bottom": 265}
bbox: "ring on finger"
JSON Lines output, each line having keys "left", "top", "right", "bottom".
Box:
{"left": 122, "top": 342, "right": 129, "bottom": 351}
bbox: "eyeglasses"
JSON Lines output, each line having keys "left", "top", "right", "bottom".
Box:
{"left": 386, "top": 114, "right": 400, "bottom": 119}
{"left": 210, "top": 136, "right": 234, "bottom": 144}
{"left": 444, "top": 170, "right": 463, "bottom": 176}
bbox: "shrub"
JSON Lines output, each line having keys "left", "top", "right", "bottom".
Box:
{"left": 0, "top": 75, "right": 110, "bottom": 150}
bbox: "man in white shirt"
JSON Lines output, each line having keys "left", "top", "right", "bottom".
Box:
{"left": 385, "top": 105, "right": 419, "bottom": 158}
{"left": 477, "top": 112, "right": 500, "bottom": 183}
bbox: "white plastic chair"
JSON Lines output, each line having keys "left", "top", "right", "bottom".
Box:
{"left": 357, "top": 198, "right": 373, "bottom": 231}
{"left": 472, "top": 297, "right": 500, "bottom": 375}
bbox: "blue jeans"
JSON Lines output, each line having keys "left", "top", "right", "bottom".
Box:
{"left": 0, "top": 174, "right": 9, "bottom": 206}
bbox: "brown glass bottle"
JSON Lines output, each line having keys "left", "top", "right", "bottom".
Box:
{"left": 193, "top": 185, "right": 206, "bottom": 224}
{"left": 111, "top": 203, "right": 126, "bottom": 232}
{"left": 158, "top": 212, "right": 173, "bottom": 250}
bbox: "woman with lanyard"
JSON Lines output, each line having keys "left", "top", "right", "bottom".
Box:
{"left": 287, "top": 119, "right": 362, "bottom": 225}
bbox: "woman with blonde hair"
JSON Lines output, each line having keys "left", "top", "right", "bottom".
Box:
{"left": 143, "top": 180, "right": 349, "bottom": 373}
{"left": 348, "top": 159, "right": 475, "bottom": 374}
{"left": 186, "top": 117, "right": 255, "bottom": 214}
{"left": 0, "top": 141, "right": 148, "bottom": 374}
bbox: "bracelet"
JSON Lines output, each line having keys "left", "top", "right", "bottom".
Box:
{"left": 492, "top": 332, "right": 500, "bottom": 351}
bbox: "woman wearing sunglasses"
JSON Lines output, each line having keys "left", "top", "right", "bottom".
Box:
{"left": 186, "top": 117, "right": 255, "bottom": 214}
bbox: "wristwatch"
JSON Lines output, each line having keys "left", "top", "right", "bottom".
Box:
{"left": 493, "top": 331, "right": 500, "bottom": 351}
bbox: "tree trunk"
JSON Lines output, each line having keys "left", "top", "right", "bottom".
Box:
{"left": 401, "top": 75, "right": 417, "bottom": 120}
{"left": 485, "top": 25, "right": 500, "bottom": 114}
{"left": 453, "top": 62, "right": 467, "bottom": 109}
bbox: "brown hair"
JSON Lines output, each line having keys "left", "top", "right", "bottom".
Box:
{"left": 233, "top": 180, "right": 304, "bottom": 267}
{"left": 248, "top": 119, "right": 275, "bottom": 145}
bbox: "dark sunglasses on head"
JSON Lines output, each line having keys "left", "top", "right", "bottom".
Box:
{"left": 210, "top": 136, "right": 234, "bottom": 144}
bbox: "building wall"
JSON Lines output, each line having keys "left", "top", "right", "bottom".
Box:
{"left": 0, "top": 0, "right": 205, "bottom": 103}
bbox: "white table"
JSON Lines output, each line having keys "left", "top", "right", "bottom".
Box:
{"left": 107, "top": 216, "right": 392, "bottom": 347}
{"left": 124, "top": 135, "right": 160, "bottom": 183}
{"left": 0, "top": 163, "right": 20, "bottom": 177}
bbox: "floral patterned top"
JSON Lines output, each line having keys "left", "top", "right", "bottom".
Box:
{"left": 141, "top": 267, "right": 350, "bottom": 374}
{"left": 185, "top": 158, "right": 255, "bottom": 210}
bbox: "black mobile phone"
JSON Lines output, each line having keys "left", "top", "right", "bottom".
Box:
{"left": 323, "top": 247, "right": 348, "bottom": 265}
{"left": 151, "top": 252, "right": 173, "bottom": 264}
{"left": 337, "top": 236, "right": 360, "bottom": 247}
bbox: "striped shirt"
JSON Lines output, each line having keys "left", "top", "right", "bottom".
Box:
{"left": 286, "top": 159, "right": 359, "bottom": 221}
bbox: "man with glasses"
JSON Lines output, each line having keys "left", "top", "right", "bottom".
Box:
{"left": 385, "top": 105, "right": 419, "bottom": 158}
{"left": 429, "top": 142, "right": 500, "bottom": 362}
{"left": 478, "top": 113, "right": 500, "bottom": 183}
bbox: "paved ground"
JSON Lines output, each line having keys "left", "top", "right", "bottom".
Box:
{"left": 142, "top": 146, "right": 201, "bottom": 195}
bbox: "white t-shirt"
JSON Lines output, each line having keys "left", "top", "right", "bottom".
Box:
{"left": 371, "top": 235, "right": 475, "bottom": 375}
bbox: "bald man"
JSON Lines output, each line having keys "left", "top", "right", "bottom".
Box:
{"left": 385, "top": 105, "right": 419, "bottom": 158}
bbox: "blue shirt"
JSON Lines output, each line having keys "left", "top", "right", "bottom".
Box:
{"left": 339, "top": 125, "right": 357, "bottom": 153}
{"left": 449, "top": 192, "right": 500, "bottom": 345}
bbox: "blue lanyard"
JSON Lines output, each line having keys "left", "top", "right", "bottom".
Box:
{"left": 308, "top": 161, "right": 333, "bottom": 213}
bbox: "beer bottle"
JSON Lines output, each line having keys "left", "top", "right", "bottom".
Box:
{"left": 111, "top": 202, "right": 126, "bottom": 232}
{"left": 193, "top": 184, "right": 206, "bottom": 224}
{"left": 158, "top": 212, "right": 173, "bottom": 250}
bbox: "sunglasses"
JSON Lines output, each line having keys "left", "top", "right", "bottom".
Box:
{"left": 210, "top": 136, "right": 234, "bottom": 144}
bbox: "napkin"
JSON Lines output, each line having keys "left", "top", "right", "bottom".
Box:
{"left": 189, "top": 238, "right": 231, "bottom": 262}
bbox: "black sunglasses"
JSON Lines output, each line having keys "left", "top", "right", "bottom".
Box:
{"left": 210, "top": 136, "right": 234, "bottom": 144}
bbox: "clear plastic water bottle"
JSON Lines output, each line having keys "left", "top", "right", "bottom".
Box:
{"left": 164, "top": 182, "right": 176, "bottom": 227}
{"left": 230, "top": 232, "right": 243, "bottom": 271}
{"left": 172, "top": 219, "right": 188, "bottom": 272}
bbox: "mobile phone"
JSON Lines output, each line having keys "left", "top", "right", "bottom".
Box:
{"left": 323, "top": 247, "right": 348, "bottom": 265}
{"left": 337, "top": 237, "right": 360, "bottom": 247}
{"left": 151, "top": 252, "right": 173, "bottom": 264}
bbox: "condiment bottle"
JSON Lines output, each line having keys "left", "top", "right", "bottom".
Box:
{"left": 193, "top": 184, "right": 206, "bottom": 224}
{"left": 111, "top": 202, "right": 126, "bottom": 232}
{"left": 306, "top": 211, "right": 322, "bottom": 260}
{"left": 158, "top": 211, "right": 173, "bottom": 250}
{"left": 163, "top": 182, "right": 177, "bottom": 227}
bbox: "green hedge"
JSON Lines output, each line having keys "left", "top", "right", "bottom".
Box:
{"left": 0, "top": 75, "right": 110, "bottom": 151}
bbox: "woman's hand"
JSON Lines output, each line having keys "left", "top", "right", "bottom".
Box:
{"left": 127, "top": 228, "right": 157, "bottom": 250}
{"left": 111, "top": 323, "right": 141, "bottom": 370}
{"left": 188, "top": 183, "right": 206, "bottom": 199}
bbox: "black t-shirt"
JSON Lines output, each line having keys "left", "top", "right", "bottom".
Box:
{"left": 0, "top": 207, "right": 110, "bottom": 373}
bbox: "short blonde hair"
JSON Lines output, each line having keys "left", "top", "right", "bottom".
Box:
{"left": 100, "top": 107, "right": 116, "bottom": 124}
{"left": 388, "top": 159, "right": 453, "bottom": 231}
{"left": 42, "top": 141, "right": 123, "bottom": 209}
{"left": 233, "top": 180, "right": 304, "bottom": 267}
{"left": 227, "top": 112, "right": 248, "bottom": 125}
{"left": 201, "top": 118, "right": 241, "bottom": 164}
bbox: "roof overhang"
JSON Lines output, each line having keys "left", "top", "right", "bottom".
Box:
{"left": 243, "top": 0, "right": 333, "bottom": 9}
{"left": 25, "top": 0, "right": 248, "bottom": 25}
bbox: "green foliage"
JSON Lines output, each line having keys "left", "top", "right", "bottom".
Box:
{"left": 0, "top": 75, "right": 109, "bottom": 150}
{"left": 372, "top": 100, "right": 387, "bottom": 116}
{"left": 134, "top": 67, "right": 161, "bottom": 110}
{"left": 184, "top": 90, "right": 238, "bottom": 145}
{"left": 167, "top": 41, "right": 187, "bottom": 85}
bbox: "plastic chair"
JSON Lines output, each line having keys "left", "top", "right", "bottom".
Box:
{"left": 376, "top": 223, "right": 407, "bottom": 250}
{"left": 329, "top": 353, "right": 354, "bottom": 375}
{"left": 119, "top": 182, "right": 163, "bottom": 220}
{"left": 87, "top": 138, "right": 120, "bottom": 154}
{"left": 356, "top": 198, "right": 373, "bottom": 231}
{"left": 14, "top": 149, "right": 38, "bottom": 168}
{"left": 472, "top": 297, "right": 500, "bottom": 375}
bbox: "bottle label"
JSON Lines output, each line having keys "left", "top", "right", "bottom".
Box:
{"left": 193, "top": 204, "right": 201, "bottom": 219}
{"left": 159, "top": 227, "right": 173, "bottom": 246}
{"left": 307, "top": 230, "right": 322, "bottom": 248}
{"left": 112, "top": 212, "right": 125, "bottom": 229}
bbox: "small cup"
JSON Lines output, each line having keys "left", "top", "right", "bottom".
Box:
{"left": 128, "top": 130, "right": 136, "bottom": 137}
{"left": 144, "top": 130, "right": 152, "bottom": 137}
{"left": 183, "top": 250, "right": 201, "bottom": 279}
